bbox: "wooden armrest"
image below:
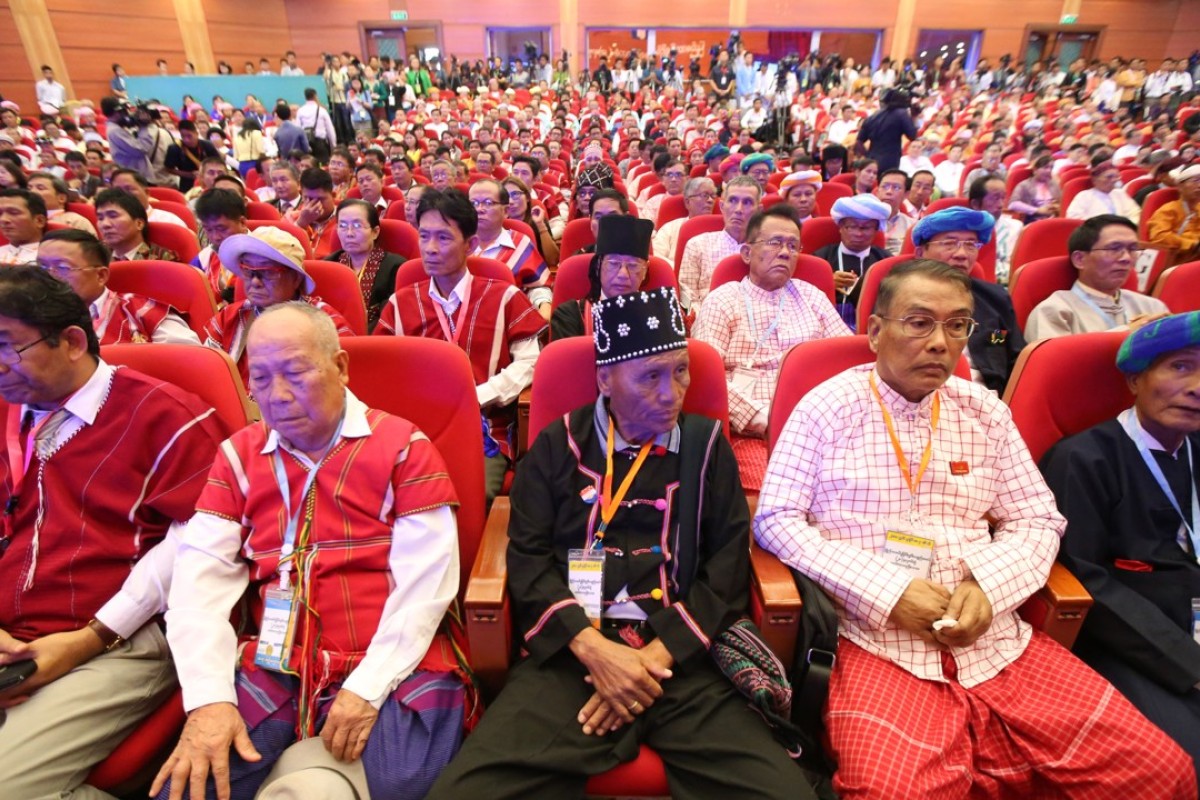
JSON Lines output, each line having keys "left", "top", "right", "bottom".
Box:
{"left": 749, "top": 542, "right": 802, "bottom": 663}
{"left": 464, "top": 497, "right": 513, "bottom": 699}
{"left": 1017, "top": 561, "right": 1092, "bottom": 650}
{"left": 515, "top": 387, "right": 533, "bottom": 457}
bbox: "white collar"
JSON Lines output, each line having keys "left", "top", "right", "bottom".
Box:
{"left": 261, "top": 388, "right": 372, "bottom": 456}
{"left": 428, "top": 271, "right": 471, "bottom": 307}
{"left": 1120, "top": 407, "right": 1184, "bottom": 457}
{"left": 89, "top": 287, "right": 113, "bottom": 319}
{"left": 1075, "top": 279, "right": 1121, "bottom": 303}
{"left": 23, "top": 359, "right": 115, "bottom": 425}
{"left": 476, "top": 226, "right": 515, "bottom": 253}
{"left": 839, "top": 242, "right": 871, "bottom": 259}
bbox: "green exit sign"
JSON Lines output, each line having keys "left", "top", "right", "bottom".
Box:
{"left": 1060, "top": 13, "right": 1077, "bottom": 23}
{"left": 391, "top": 10, "right": 409, "bottom": 20}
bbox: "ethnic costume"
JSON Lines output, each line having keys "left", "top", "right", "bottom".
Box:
{"left": 1026, "top": 280, "right": 1169, "bottom": 341}
{"left": 88, "top": 286, "right": 200, "bottom": 345}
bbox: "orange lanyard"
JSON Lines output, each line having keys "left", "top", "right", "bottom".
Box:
{"left": 593, "top": 418, "right": 652, "bottom": 549}
{"left": 431, "top": 277, "right": 472, "bottom": 346}
{"left": 869, "top": 372, "right": 940, "bottom": 496}
{"left": 2, "top": 403, "right": 66, "bottom": 548}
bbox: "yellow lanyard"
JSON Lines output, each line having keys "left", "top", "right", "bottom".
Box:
{"left": 869, "top": 372, "right": 940, "bottom": 497}
{"left": 595, "top": 418, "right": 652, "bottom": 547}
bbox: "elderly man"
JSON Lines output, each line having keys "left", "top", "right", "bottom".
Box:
{"left": 39, "top": 228, "right": 200, "bottom": 345}
{"left": 427, "top": 285, "right": 815, "bottom": 800}
{"left": 678, "top": 176, "right": 761, "bottom": 313}
{"left": 903, "top": 169, "right": 935, "bottom": 219}
{"left": 203, "top": 227, "right": 353, "bottom": 381}
{"left": 468, "top": 178, "right": 551, "bottom": 319}
{"left": 0, "top": 188, "right": 48, "bottom": 266}
{"left": 0, "top": 265, "right": 224, "bottom": 799}
{"left": 911, "top": 207, "right": 1025, "bottom": 394}
{"left": 26, "top": 172, "right": 95, "bottom": 234}
{"left": 756, "top": 259, "right": 1196, "bottom": 799}
{"left": 1042, "top": 312, "right": 1200, "bottom": 779}
{"left": 1026, "top": 214, "right": 1168, "bottom": 341}
{"left": 876, "top": 169, "right": 916, "bottom": 256}
{"left": 652, "top": 176, "right": 716, "bottom": 262}
{"left": 778, "top": 170, "right": 821, "bottom": 225}
{"left": 152, "top": 303, "right": 465, "bottom": 800}
{"left": 812, "top": 194, "right": 892, "bottom": 331}
{"left": 1146, "top": 163, "right": 1200, "bottom": 267}
{"left": 552, "top": 214, "right": 654, "bottom": 340}
{"left": 694, "top": 205, "right": 850, "bottom": 487}
{"left": 376, "top": 188, "right": 544, "bottom": 502}
{"left": 740, "top": 153, "right": 775, "bottom": 195}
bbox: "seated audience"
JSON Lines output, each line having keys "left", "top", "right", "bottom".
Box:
{"left": 110, "top": 169, "right": 189, "bottom": 228}
{"left": 1146, "top": 164, "right": 1200, "bottom": 267}
{"left": 1026, "top": 214, "right": 1169, "bottom": 341}
{"left": 468, "top": 178, "right": 551, "bottom": 319}
{"left": 354, "top": 162, "right": 389, "bottom": 212}
{"left": 95, "top": 188, "right": 181, "bottom": 262}
{"left": 293, "top": 167, "right": 339, "bottom": 257}
{"left": 652, "top": 177, "right": 716, "bottom": 262}
{"left": 428, "top": 287, "right": 815, "bottom": 800}
{"left": 641, "top": 157, "right": 687, "bottom": 227}
{"left": 26, "top": 172, "right": 95, "bottom": 234}
{"left": 1042, "top": 312, "right": 1200, "bottom": 779}
{"left": 193, "top": 188, "right": 249, "bottom": 302}
{"left": 324, "top": 198, "right": 405, "bottom": 332}
{"left": 756, "top": 258, "right": 1196, "bottom": 800}
{"left": 154, "top": 303, "right": 465, "bottom": 800}
{"left": 269, "top": 162, "right": 304, "bottom": 218}
{"left": 967, "top": 175, "right": 1022, "bottom": 284}
{"left": 812, "top": 194, "right": 891, "bottom": 330}
{"left": 0, "top": 188, "right": 48, "bottom": 265}
{"left": 678, "top": 176, "right": 762, "bottom": 313}
{"left": 903, "top": 169, "right": 935, "bottom": 218}
{"left": 1007, "top": 155, "right": 1062, "bottom": 223}
{"left": 876, "top": 169, "right": 916, "bottom": 256}
{"left": 552, "top": 213, "right": 654, "bottom": 340}
{"left": 778, "top": 169, "right": 822, "bottom": 225}
{"left": 1067, "top": 158, "right": 1141, "bottom": 225}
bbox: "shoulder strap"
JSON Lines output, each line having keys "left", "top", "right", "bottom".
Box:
{"left": 673, "top": 414, "right": 721, "bottom": 597}
{"left": 789, "top": 567, "right": 839, "bottom": 761}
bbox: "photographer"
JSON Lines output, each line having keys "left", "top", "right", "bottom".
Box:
{"left": 99, "top": 97, "right": 172, "bottom": 186}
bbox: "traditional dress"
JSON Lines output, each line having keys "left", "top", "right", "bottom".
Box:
{"left": 883, "top": 212, "right": 916, "bottom": 256}
{"left": 1146, "top": 198, "right": 1200, "bottom": 267}
{"left": 325, "top": 247, "right": 406, "bottom": 333}
{"left": 161, "top": 391, "right": 467, "bottom": 800}
{"left": 473, "top": 227, "right": 551, "bottom": 309}
{"left": 678, "top": 229, "right": 741, "bottom": 312}
{"left": 965, "top": 278, "right": 1025, "bottom": 394}
{"left": 192, "top": 244, "right": 234, "bottom": 301}
{"left": 693, "top": 277, "right": 851, "bottom": 489}
{"left": 652, "top": 216, "right": 687, "bottom": 261}
{"left": 756, "top": 364, "right": 1196, "bottom": 799}
{"left": 1026, "top": 281, "right": 1170, "bottom": 341}
{"left": 0, "top": 240, "right": 39, "bottom": 266}
{"left": 375, "top": 274, "right": 544, "bottom": 463}
{"left": 1042, "top": 412, "right": 1200, "bottom": 776}
{"left": 427, "top": 404, "right": 812, "bottom": 800}
{"left": 0, "top": 362, "right": 224, "bottom": 798}
{"left": 112, "top": 241, "right": 181, "bottom": 263}
{"left": 88, "top": 286, "right": 200, "bottom": 345}
{"left": 202, "top": 298, "right": 355, "bottom": 381}
{"left": 811, "top": 242, "right": 890, "bottom": 330}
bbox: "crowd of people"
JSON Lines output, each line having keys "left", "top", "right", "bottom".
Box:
{"left": 0, "top": 36, "right": 1199, "bottom": 800}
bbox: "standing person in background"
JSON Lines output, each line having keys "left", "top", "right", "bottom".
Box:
{"left": 856, "top": 89, "right": 917, "bottom": 173}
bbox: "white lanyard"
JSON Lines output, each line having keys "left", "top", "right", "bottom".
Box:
{"left": 1121, "top": 409, "right": 1200, "bottom": 559}
{"left": 1070, "top": 284, "right": 1124, "bottom": 329}
{"left": 270, "top": 416, "right": 344, "bottom": 589}
{"left": 739, "top": 282, "right": 787, "bottom": 367}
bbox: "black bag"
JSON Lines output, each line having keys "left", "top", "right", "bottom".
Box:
{"left": 790, "top": 568, "right": 840, "bottom": 797}
{"left": 305, "top": 110, "right": 332, "bottom": 163}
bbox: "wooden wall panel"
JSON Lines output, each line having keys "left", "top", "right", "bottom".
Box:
{"left": 0, "top": 0, "right": 38, "bottom": 112}
{"left": 1165, "top": 1, "right": 1200, "bottom": 59}
{"left": 203, "top": 0, "right": 292, "bottom": 72}
{"left": 284, "top": 0, "right": 385, "bottom": 68}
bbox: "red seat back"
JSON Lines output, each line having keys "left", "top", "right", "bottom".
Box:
{"left": 331, "top": 218, "right": 419, "bottom": 260}
{"left": 107, "top": 260, "right": 218, "bottom": 337}
{"left": 1009, "top": 255, "right": 1138, "bottom": 331}
{"left": 550, "top": 254, "right": 678, "bottom": 309}
{"left": 1151, "top": 260, "right": 1200, "bottom": 314}
{"left": 246, "top": 201, "right": 282, "bottom": 220}
{"left": 528, "top": 337, "right": 729, "bottom": 444}
{"left": 66, "top": 202, "right": 98, "bottom": 229}
{"left": 502, "top": 218, "right": 536, "bottom": 241}
{"left": 856, "top": 256, "right": 985, "bottom": 332}
{"left": 1002, "top": 331, "right": 1131, "bottom": 463}
{"left": 673, "top": 214, "right": 726, "bottom": 273}
{"left": 1140, "top": 188, "right": 1180, "bottom": 241}
{"left": 394, "top": 256, "right": 516, "bottom": 290}
{"left": 708, "top": 253, "right": 836, "bottom": 304}
{"left": 152, "top": 200, "right": 198, "bottom": 233}
{"left": 383, "top": 202, "right": 408, "bottom": 223}
{"left": 561, "top": 218, "right": 595, "bottom": 258}
{"left": 922, "top": 197, "right": 969, "bottom": 216}
{"left": 814, "top": 182, "right": 853, "bottom": 216}
{"left": 1060, "top": 176, "right": 1092, "bottom": 212}
{"left": 302, "top": 261, "right": 368, "bottom": 335}
{"left": 655, "top": 194, "right": 687, "bottom": 229}
{"left": 339, "top": 337, "right": 486, "bottom": 590}
{"left": 148, "top": 186, "right": 188, "bottom": 205}
{"left": 768, "top": 336, "right": 970, "bottom": 454}
{"left": 1009, "top": 217, "right": 1083, "bottom": 273}
{"left": 145, "top": 221, "right": 200, "bottom": 263}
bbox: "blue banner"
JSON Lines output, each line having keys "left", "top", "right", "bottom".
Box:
{"left": 124, "top": 76, "right": 328, "bottom": 115}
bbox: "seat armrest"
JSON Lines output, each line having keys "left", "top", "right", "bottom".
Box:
{"left": 516, "top": 387, "right": 533, "bottom": 457}
{"left": 749, "top": 542, "right": 802, "bottom": 664}
{"left": 1017, "top": 561, "right": 1092, "bottom": 650}
{"left": 465, "top": 497, "right": 513, "bottom": 699}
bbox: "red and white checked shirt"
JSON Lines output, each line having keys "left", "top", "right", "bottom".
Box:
{"left": 693, "top": 277, "right": 851, "bottom": 433}
{"left": 755, "top": 364, "right": 1065, "bottom": 688}
{"left": 678, "top": 229, "right": 740, "bottom": 312}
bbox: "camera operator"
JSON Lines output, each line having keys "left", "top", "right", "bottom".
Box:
{"left": 99, "top": 97, "right": 174, "bottom": 186}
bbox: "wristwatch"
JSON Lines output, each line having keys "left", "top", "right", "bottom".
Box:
{"left": 87, "top": 618, "right": 125, "bottom": 652}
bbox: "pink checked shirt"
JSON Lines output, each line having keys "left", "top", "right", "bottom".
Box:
{"left": 693, "top": 277, "right": 851, "bottom": 433}
{"left": 755, "top": 364, "right": 1065, "bottom": 688}
{"left": 678, "top": 229, "right": 741, "bottom": 312}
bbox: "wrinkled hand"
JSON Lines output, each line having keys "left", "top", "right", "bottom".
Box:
{"left": 0, "top": 627, "right": 104, "bottom": 708}
{"left": 294, "top": 198, "right": 325, "bottom": 227}
{"left": 575, "top": 639, "right": 674, "bottom": 735}
{"left": 833, "top": 270, "right": 859, "bottom": 293}
{"left": 932, "top": 579, "right": 993, "bottom": 649}
{"left": 150, "top": 702, "right": 261, "bottom": 800}
{"left": 320, "top": 689, "right": 378, "bottom": 763}
{"left": 889, "top": 579, "right": 952, "bottom": 643}
{"left": 570, "top": 630, "right": 672, "bottom": 731}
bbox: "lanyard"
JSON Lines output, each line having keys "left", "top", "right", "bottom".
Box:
{"left": 1121, "top": 409, "right": 1200, "bottom": 559}
{"left": 91, "top": 290, "right": 121, "bottom": 343}
{"left": 271, "top": 417, "right": 344, "bottom": 589}
{"left": 431, "top": 277, "right": 473, "bottom": 346}
{"left": 1070, "top": 284, "right": 1124, "bottom": 329}
{"left": 3, "top": 403, "right": 69, "bottom": 550}
{"left": 739, "top": 282, "right": 786, "bottom": 367}
{"left": 593, "top": 418, "right": 652, "bottom": 550}
{"left": 869, "top": 371, "right": 940, "bottom": 496}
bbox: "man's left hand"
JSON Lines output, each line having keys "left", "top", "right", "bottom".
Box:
{"left": 320, "top": 689, "right": 378, "bottom": 763}
{"left": 932, "top": 579, "right": 993, "bottom": 649}
{"left": 0, "top": 627, "right": 104, "bottom": 708}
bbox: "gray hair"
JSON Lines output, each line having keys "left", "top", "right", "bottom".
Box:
{"left": 684, "top": 177, "right": 716, "bottom": 197}
{"left": 724, "top": 175, "right": 762, "bottom": 199}
{"left": 250, "top": 301, "right": 340, "bottom": 356}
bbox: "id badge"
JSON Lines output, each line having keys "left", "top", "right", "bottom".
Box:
{"left": 882, "top": 529, "right": 935, "bottom": 580}
{"left": 568, "top": 549, "right": 605, "bottom": 627}
{"left": 1192, "top": 599, "right": 1200, "bottom": 645}
{"left": 255, "top": 586, "right": 298, "bottom": 671}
